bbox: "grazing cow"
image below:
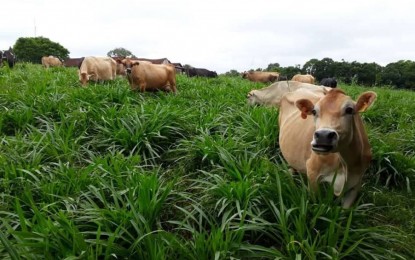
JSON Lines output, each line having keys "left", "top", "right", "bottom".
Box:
{"left": 63, "top": 57, "right": 85, "bottom": 68}
{"left": 247, "top": 80, "right": 330, "bottom": 107}
{"left": 242, "top": 71, "right": 279, "bottom": 83}
{"left": 291, "top": 74, "right": 315, "bottom": 84}
{"left": 278, "top": 88, "right": 377, "bottom": 208}
{"left": 320, "top": 77, "right": 338, "bottom": 88}
{"left": 78, "top": 56, "right": 117, "bottom": 86}
{"left": 41, "top": 55, "right": 63, "bottom": 68}
{"left": 118, "top": 58, "right": 177, "bottom": 93}
{"left": 186, "top": 67, "right": 218, "bottom": 78}
{"left": 1, "top": 47, "right": 16, "bottom": 68}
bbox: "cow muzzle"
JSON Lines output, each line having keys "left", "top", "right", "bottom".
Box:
{"left": 126, "top": 68, "right": 132, "bottom": 74}
{"left": 311, "top": 128, "right": 338, "bottom": 153}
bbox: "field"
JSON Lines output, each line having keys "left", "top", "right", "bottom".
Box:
{"left": 0, "top": 63, "right": 414, "bottom": 259}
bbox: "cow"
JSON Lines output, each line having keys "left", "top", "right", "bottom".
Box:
{"left": 41, "top": 55, "right": 63, "bottom": 68}
{"left": 278, "top": 88, "right": 377, "bottom": 208}
{"left": 242, "top": 71, "right": 279, "bottom": 83}
{"left": 291, "top": 74, "right": 315, "bottom": 84}
{"left": 320, "top": 77, "right": 338, "bottom": 88}
{"left": 118, "top": 58, "right": 177, "bottom": 93}
{"left": 247, "top": 80, "right": 330, "bottom": 107}
{"left": 0, "top": 47, "right": 16, "bottom": 68}
{"left": 63, "top": 57, "right": 85, "bottom": 68}
{"left": 186, "top": 67, "right": 218, "bottom": 78}
{"left": 78, "top": 56, "right": 117, "bottom": 86}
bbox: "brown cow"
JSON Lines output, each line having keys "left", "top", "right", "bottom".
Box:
{"left": 247, "top": 80, "right": 331, "bottom": 107}
{"left": 41, "top": 55, "right": 63, "bottom": 68}
{"left": 278, "top": 88, "right": 377, "bottom": 208}
{"left": 242, "top": 71, "right": 279, "bottom": 83}
{"left": 78, "top": 56, "right": 117, "bottom": 86}
{"left": 118, "top": 58, "right": 177, "bottom": 93}
{"left": 112, "top": 57, "right": 154, "bottom": 76}
{"left": 291, "top": 74, "right": 315, "bottom": 84}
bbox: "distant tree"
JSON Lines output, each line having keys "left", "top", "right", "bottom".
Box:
{"left": 13, "top": 37, "right": 69, "bottom": 63}
{"left": 107, "top": 47, "right": 135, "bottom": 58}
{"left": 266, "top": 63, "right": 280, "bottom": 72}
{"left": 224, "top": 69, "right": 240, "bottom": 77}
{"left": 302, "top": 58, "right": 319, "bottom": 75}
{"left": 382, "top": 60, "right": 415, "bottom": 89}
{"left": 279, "top": 66, "right": 301, "bottom": 79}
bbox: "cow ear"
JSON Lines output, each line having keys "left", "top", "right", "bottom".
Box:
{"left": 296, "top": 99, "right": 314, "bottom": 119}
{"left": 356, "top": 91, "right": 377, "bottom": 112}
{"left": 131, "top": 61, "right": 140, "bottom": 67}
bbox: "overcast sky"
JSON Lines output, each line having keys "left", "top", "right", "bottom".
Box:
{"left": 1, "top": 0, "right": 414, "bottom": 73}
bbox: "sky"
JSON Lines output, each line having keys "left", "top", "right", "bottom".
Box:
{"left": 1, "top": 0, "right": 414, "bottom": 74}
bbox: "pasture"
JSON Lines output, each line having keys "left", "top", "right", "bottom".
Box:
{"left": 0, "top": 63, "right": 414, "bottom": 259}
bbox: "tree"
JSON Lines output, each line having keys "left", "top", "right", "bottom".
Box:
{"left": 224, "top": 69, "right": 240, "bottom": 77}
{"left": 13, "top": 37, "right": 69, "bottom": 63}
{"left": 266, "top": 63, "right": 280, "bottom": 72}
{"left": 107, "top": 47, "right": 135, "bottom": 58}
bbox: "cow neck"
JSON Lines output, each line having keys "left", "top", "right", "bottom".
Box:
{"left": 337, "top": 115, "right": 367, "bottom": 168}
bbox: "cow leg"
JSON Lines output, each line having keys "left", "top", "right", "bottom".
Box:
{"left": 168, "top": 78, "right": 177, "bottom": 93}
{"left": 306, "top": 158, "right": 320, "bottom": 192}
{"left": 341, "top": 187, "right": 359, "bottom": 209}
{"left": 341, "top": 173, "right": 363, "bottom": 208}
{"left": 140, "top": 83, "right": 146, "bottom": 93}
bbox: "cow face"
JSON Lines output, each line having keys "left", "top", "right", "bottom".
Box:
{"left": 120, "top": 58, "right": 140, "bottom": 75}
{"left": 79, "top": 72, "right": 88, "bottom": 86}
{"left": 296, "top": 89, "right": 376, "bottom": 154}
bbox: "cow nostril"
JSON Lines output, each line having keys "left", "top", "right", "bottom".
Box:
{"left": 314, "top": 132, "right": 320, "bottom": 139}
{"left": 328, "top": 132, "right": 336, "bottom": 140}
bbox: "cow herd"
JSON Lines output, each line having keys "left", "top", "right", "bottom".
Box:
{"left": 38, "top": 55, "right": 218, "bottom": 93}
{"left": 2, "top": 50, "right": 376, "bottom": 208}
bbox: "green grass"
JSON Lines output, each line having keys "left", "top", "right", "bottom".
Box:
{"left": 0, "top": 63, "right": 414, "bottom": 259}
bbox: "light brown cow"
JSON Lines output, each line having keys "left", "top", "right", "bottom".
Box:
{"left": 247, "top": 80, "right": 331, "bottom": 107}
{"left": 291, "top": 74, "right": 315, "bottom": 84}
{"left": 78, "top": 56, "right": 117, "bottom": 86}
{"left": 242, "top": 71, "right": 279, "bottom": 83}
{"left": 112, "top": 57, "right": 152, "bottom": 77}
{"left": 118, "top": 58, "right": 177, "bottom": 93}
{"left": 278, "top": 88, "right": 377, "bottom": 208}
{"left": 41, "top": 55, "right": 63, "bottom": 68}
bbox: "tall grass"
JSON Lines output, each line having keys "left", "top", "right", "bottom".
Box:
{"left": 0, "top": 63, "right": 414, "bottom": 259}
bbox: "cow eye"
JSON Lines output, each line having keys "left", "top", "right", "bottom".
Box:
{"left": 345, "top": 107, "right": 354, "bottom": 115}
{"left": 311, "top": 109, "right": 317, "bottom": 116}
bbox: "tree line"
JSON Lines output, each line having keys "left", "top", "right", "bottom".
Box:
{"left": 227, "top": 57, "right": 415, "bottom": 89}
{"left": 8, "top": 37, "right": 415, "bottom": 89}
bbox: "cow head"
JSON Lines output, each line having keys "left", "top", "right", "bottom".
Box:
{"left": 80, "top": 72, "right": 88, "bottom": 86}
{"left": 246, "top": 90, "right": 260, "bottom": 105}
{"left": 119, "top": 58, "right": 140, "bottom": 75}
{"left": 296, "top": 89, "right": 377, "bottom": 154}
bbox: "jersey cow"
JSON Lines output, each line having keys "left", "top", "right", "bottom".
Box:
{"left": 78, "top": 56, "right": 117, "bottom": 86}
{"left": 278, "top": 88, "right": 377, "bottom": 208}
{"left": 118, "top": 58, "right": 177, "bottom": 93}
{"left": 291, "top": 74, "right": 315, "bottom": 84}
{"left": 242, "top": 71, "right": 279, "bottom": 83}
{"left": 41, "top": 55, "right": 63, "bottom": 68}
{"left": 247, "top": 80, "right": 330, "bottom": 107}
